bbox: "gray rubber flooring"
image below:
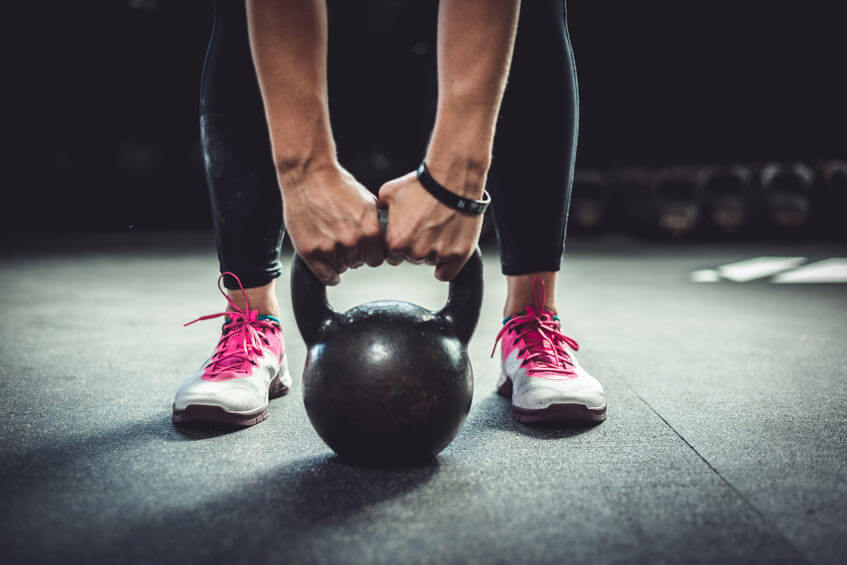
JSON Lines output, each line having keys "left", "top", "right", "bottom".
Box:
{"left": 1, "top": 232, "right": 845, "bottom": 564}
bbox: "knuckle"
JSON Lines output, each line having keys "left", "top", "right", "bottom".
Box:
{"left": 355, "top": 230, "right": 374, "bottom": 246}
{"left": 378, "top": 182, "right": 394, "bottom": 198}
{"left": 365, "top": 220, "right": 382, "bottom": 238}
{"left": 386, "top": 234, "right": 407, "bottom": 252}
{"left": 340, "top": 235, "right": 358, "bottom": 250}
{"left": 303, "top": 245, "right": 324, "bottom": 258}
{"left": 306, "top": 239, "right": 334, "bottom": 255}
{"left": 410, "top": 244, "right": 425, "bottom": 260}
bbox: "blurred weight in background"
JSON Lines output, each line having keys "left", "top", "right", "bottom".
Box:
{"left": 568, "top": 160, "right": 846, "bottom": 241}
{"left": 7, "top": 0, "right": 845, "bottom": 241}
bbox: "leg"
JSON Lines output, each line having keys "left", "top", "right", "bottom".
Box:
{"left": 489, "top": 1, "right": 605, "bottom": 424}
{"left": 172, "top": 0, "right": 292, "bottom": 428}
{"left": 488, "top": 0, "right": 578, "bottom": 317}
{"left": 200, "top": 0, "right": 283, "bottom": 315}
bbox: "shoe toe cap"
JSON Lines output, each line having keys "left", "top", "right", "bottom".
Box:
{"left": 513, "top": 375, "right": 606, "bottom": 410}
{"left": 174, "top": 378, "right": 264, "bottom": 413}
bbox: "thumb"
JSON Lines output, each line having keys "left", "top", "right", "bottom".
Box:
{"left": 377, "top": 180, "right": 396, "bottom": 205}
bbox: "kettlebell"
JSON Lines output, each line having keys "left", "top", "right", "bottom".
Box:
{"left": 291, "top": 249, "right": 483, "bottom": 466}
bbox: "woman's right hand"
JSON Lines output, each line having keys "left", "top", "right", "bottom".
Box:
{"left": 280, "top": 162, "right": 384, "bottom": 285}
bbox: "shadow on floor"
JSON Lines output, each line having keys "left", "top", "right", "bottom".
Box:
{"left": 171, "top": 420, "right": 247, "bottom": 440}
{"left": 1, "top": 414, "right": 441, "bottom": 562}
{"left": 276, "top": 454, "right": 440, "bottom": 523}
{"left": 0, "top": 411, "right": 239, "bottom": 481}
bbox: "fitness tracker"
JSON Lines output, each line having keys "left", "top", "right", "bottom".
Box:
{"left": 416, "top": 161, "right": 491, "bottom": 215}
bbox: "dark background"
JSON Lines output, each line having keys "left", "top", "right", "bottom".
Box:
{"left": 7, "top": 0, "right": 846, "bottom": 231}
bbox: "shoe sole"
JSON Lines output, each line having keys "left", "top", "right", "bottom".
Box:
{"left": 171, "top": 370, "right": 291, "bottom": 428}
{"left": 497, "top": 375, "right": 606, "bottom": 424}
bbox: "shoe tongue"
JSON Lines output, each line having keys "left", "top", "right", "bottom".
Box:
{"left": 215, "top": 310, "right": 261, "bottom": 371}
{"left": 522, "top": 306, "right": 562, "bottom": 365}
{"left": 525, "top": 305, "right": 556, "bottom": 321}
{"left": 224, "top": 308, "right": 259, "bottom": 325}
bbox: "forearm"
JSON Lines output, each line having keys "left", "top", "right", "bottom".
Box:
{"left": 426, "top": 0, "right": 521, "bottom": 197}
{"left": 246, "top": 0, "right": 336, "bottom": 187}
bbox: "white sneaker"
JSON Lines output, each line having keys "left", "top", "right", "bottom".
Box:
{"left": 493, "top": 280, "right": 606, "bottom": 424}
{"left": 172, "top": 273, "right": 292, "bottom": 427}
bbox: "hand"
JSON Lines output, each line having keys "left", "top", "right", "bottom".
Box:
{"left": 379, "top": 169, "right": 484, "bottom": 281}
{"left": 281, "top": 163, "right": 383, "bottom": 285}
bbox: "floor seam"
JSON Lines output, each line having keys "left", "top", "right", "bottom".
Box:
{"left": 625, "top": 384, "right": 810, "bottom": 563}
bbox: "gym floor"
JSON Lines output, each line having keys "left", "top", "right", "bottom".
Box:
{"left": 1, "top": 232, "right": 845, "bottom": 564}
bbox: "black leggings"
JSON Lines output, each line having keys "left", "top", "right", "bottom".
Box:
{"left": 201, "top": 0, "right": 578, "bottom": 289}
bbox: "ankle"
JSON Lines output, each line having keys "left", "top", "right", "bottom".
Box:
{"left": 230, "top": 302, "right": 281, "bottom": 318}
{"left": 503, "top": 301, "right": 558, "bottom": 319}
{"left": 226, "top": 281, "right": 280, "bottom": 317}
{"left": 227, "top": 298, "right": 281, "bottom": 318}
{"left": 503, "top": 272, "right": 558, "bottom": 319}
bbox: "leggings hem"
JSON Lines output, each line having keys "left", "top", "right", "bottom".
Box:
{"left": 500, "top": 259, "right": 563, "bottom": 276}
{"left": 221, "top": 265, "right": 282, "bottom": 290}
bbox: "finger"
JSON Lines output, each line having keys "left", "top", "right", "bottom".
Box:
{"left": 386, "top": 243, "right": 406, "bottom": 266}
{"left": 363, "top": 232, "right": 385, "bottom": 267}
{"left": 434, "top": 255, "right": 466, "bottom": 282}
{"left": 329, "top": 244, "right": 351, "bottom": 275}
{"left": 320, "top": 247, "right": 347, "bottom": 279}
{"left": 386, "top": 246, "right": 405, "bottom": 266}
{"left": 408, "top": 242, "right": 435, "bottom": 266}
{"left": 403, "top": 243, "right": 422, "bottom": 265}
{"left": 352, "top": 209, "right": 381, "bottom": 269}
{"left": 434, "top": 262, "right": 458, "bottom": 281}
{"left": 384, "top": 230, "right": 408, "bottom": 266}
{"left": 406, "top": 250, "right": 426, "bottom": 265}
{"left": 386, "top": 253, "right": 404, "bottom": 266}
{"left": 348, "top": 254, "right": 365, "bottom": 270}
{"left": 307, "top": 258, "right": 341, "bottom": 286}
{"left": 344, "top": 240, "right": 364, "bottom": 270}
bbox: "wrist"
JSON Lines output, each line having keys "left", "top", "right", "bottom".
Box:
{"left": 276, "top": 153, "right": 340, "bottom": 193}
{"left": 416, "top": 162, "right": 491, "bottom": 215}
{"left": 425, "top": 107, "right": 494, "bottom": 199}
{"left": 424, "top": 142, "right": 491, "bottom": 200}
{"left": 270, "top": 106, "right": 338, "bottom": 191}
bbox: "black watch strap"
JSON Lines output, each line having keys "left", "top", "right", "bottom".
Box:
{"left": 416, "top": 161, "right": 491, "bottom": 215}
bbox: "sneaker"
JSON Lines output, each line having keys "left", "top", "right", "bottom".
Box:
{"left": 492, "top": 279, "right": 606, "bottom": 424}
{"left": 172, "top": 272, "right": 292, "bottom": 427}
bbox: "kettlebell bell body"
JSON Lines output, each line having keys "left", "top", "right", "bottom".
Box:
{"left": 291, "top": 250, "right": 483, "bottom": 466}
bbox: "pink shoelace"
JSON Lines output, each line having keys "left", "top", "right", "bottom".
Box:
{"left": 184, "top": 272, "right": 278, "bottom": 381}
{"left": 491, "top": 278, "right": 579, "bottom": 380}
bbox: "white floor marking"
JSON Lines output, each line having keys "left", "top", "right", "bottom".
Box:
{"left": 691, "top": 269, "right": 720, "bottom": 283}
{"left": 717, "top": 257, "right": 806, "bottom": 282}
{"left": 771, "top": 258, "right": 847, "bottom": 283}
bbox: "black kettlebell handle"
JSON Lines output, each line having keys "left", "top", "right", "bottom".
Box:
{"left": 291, "top": 249, "right": 484, "bottom": 346}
